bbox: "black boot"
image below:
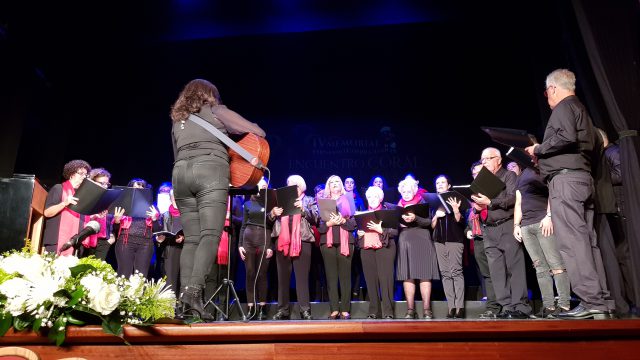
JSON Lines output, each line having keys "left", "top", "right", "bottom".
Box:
{"left": 257, "top": 304, "right": 268, "bottom": 320}
{"left": 182, "top": 284, "right": 214, "bottom": 321}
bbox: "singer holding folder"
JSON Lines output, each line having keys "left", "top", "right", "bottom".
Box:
{"left": 431, "top": 175, "right": 466, "bottom": 319}
{"left": 43, "top": 159, "right": 92, "bottom": 256}
{"left": 170, "top": 79, "right": 266, "bottom": 320}
{"left": 356, "top": 186, "right": 397, "bottom": 319}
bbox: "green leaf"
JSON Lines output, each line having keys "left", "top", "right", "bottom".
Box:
{"left": 102, "top": 316, "right": 123, "bottom": 338}
{"left": 0, "top": 313, "right": 12, "bottom": 336}
{"left": 48, "top": 317, "right": 67, "bottom": 346}
{"left": 68, "top": 288, "right": 85, "bottom": 307}
{"left": 66, "top": 313, "right": 85, "bottom": 326}
{"left": 69, "top": 263, "right": 96, "bottom": 278}
{"left": 32, "top": 318, "right": 42, "bottom": 332}
{"left": 13, "top": 316, "right": 31, "bottom": 331}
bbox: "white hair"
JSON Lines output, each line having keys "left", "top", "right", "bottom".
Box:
{"left": 365, "top": 186, "right": 384, "bottom": 201}
{"left": 398, "top": 178, "right": 418, "bottom": 194}
{"left": 286, "top": 175, "right": 307, "bottom": 193}
{"left": 546, "top": 69, "right": 576, "bottom": 92}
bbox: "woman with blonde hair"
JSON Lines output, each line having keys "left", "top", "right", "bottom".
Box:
{"left": 318, "top": 175, "right": 357, "bottom": 319}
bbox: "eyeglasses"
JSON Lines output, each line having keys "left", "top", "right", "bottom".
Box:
{"left": 544, "top": 85, "right": 555, "bottom": 98}
{"left": 75, "top": 170, "right": 88, "bottom": 178}
{"left": 96, "top": 181, "right": 111, "bottom": 187}
{"left": 481, "top": 156, "right": 499, "bottom": 162}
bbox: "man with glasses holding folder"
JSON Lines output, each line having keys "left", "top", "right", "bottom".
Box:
{"left": 472, "top": 147, "right": 532, "bottom": 319}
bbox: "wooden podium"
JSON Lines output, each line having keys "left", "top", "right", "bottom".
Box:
{"left": 0, "top": 174, "right": 48, "bottom": 254}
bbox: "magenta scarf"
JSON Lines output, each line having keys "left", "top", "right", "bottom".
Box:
{"left": 57, "top": 181, "right": 82, "bottom": 256}
{"left": 326, "top": 195, "right": 351, "bottom": 256}
{"left": 278, "top": 214, "right": 302, "bottom": 257}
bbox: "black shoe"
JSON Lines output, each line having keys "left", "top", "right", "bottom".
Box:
{"left": 367, "top": 314, "right": 377, "bottom": 319}
{"left": 404, "top": 309, "right": 418, "bottom": 319}
{"left": 496, "top": 310, "right": 511, "bottom": 319}
{"left": 537, "top": 307, "right": 557, "bottom": 319}
{"left": 272, "top": 311, "right": 290, "bottom": 320}
{"left": 479, "top": 310, "right": 498, "bottom": 319}
{"left": 300, "top": 310, "right": 313, "bottom": 320}
{"left": 181, "top": 285, "right": 214, "bottom": 321}
{"left": 506, "top": 310, "right": 530, "bottom": 319}
{"left": 454, "top": 308, "right": 466, "bottom": 319}
{"left": 257, "top": 305, "right": 268, "bottom": 321}
{"left": 556, "top": 305, "right": 608, "bottom": 320}
{"left": 446, "top": 308, "right": 455, "bottom": 319}
{"left": 384, "top": 315, "right": 394, "bottom": 320}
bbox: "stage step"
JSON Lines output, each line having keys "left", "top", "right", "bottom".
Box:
{"left": 211, "top": 300, "right": 544, "bottom": 320}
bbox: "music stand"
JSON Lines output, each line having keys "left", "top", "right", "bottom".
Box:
{"left": 203, "top": 186, "right": 258, "bottom": 322}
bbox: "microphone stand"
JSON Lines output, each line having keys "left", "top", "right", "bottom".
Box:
{"left": 203, "top": 187, "right": 257, "bottom": 322}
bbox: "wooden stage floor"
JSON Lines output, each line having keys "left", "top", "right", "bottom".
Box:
{"left": 1, "top": 318, "right": 639, "bottom": 359}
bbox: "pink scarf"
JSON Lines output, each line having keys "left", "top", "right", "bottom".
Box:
{"left": 362, "top": 204, "right": 383, "bottom": 250}
{"left": 278, "top": 214, "right": 302, "bottom": 257}
{"left": 398, "top": 193, "right": 422, "bottom": 207}
{"left": 83, "top": 215, "right": 106, "bottom": 249}
{"left": 58, "top": 181, "right": 82, "bottom": 256}
{"left": 326, "top": 195, "right": 351, "bottom": 256}
{"left": 169, "top": 204, "right": 181, "bottom": 217}
{"left": 113, "top": 211, "right": 155, "bottom": 244}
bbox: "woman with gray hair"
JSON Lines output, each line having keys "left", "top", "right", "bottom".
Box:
{"left": 271, "top": 175, "right": 320, "bottom": 320}
{"left": 356, "top": 186, "right": 398, "bottom": 319}
{"left": 396, "top": 177, "right": 439, "bottom": 319}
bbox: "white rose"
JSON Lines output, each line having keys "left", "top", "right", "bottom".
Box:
{"left": 91, "top": 283, "right": 121, "bottom": 315}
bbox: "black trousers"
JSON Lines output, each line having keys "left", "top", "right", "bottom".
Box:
{"left": 115, "top": 235, "right": 154, "bottom": 278}
{"left": 172, "top": 155, "right": 229, "bottom": 287}
{"left": 164, "top": 244, "right": 182, "bottom": 296}
{"left": 483, "top": 220, "right": 531, "bottom": 314}
{"left": 361, "top": 240, "right": 396, "bottom": 317}
{"left": 243, "top": 225, "right": 271, "bottom": 304}
{"left": 549, "top": 172, "right": 607, "bottom": 310}
{"left": 473, "top": 238, "right": 500, "bottom": 312}
{"left": 276, "top": 241, "right": 312, "bottom": 314}
{"left": 321, "top": 243, "right": 354, "bottom": 313}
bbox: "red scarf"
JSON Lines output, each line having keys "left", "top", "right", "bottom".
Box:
{"left": 169, "top": 204, "right": 181, "bottom": 217}
{"left": 278, "top": 214, "right": 302, "bottom": 257}
{"left": 363, "top": 204, "right": 382, "bottom": 250}
{"left": 398, "top": 193, "right": 422, "bottom": 207}
{"left": 83, "top": 215, "right": 106, "bottom": 249}
{"left": 58, "top": 181, "right": 82, "bottom": 256}
{"left": 217, "top": 198, "right": 231, "bottom": 265}
{"left": 113, "top": 209, "right": 156, "bottom": 244}
{"left": 326, "top": 195, "right": 351, "bottom": 256}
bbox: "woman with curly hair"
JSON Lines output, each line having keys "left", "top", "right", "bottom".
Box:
{"left": 43, "top": 159, "right": 91, "bottom": 255}
{"left": 170, "top": 79, "right": 266, "bottom": 320}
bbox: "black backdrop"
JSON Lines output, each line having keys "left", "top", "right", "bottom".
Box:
{"left": 1, "top": 1, "right": 591, "bottom": 194}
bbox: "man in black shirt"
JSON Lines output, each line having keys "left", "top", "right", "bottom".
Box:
{"left": 525, "top": 69, "right": 608, "bottom": 319}
{"left": 472, "top": 147, "right": 531, "bottom": 319}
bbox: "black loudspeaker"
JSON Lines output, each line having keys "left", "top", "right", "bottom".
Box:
{"left": 0, "top": 174, "right": 47, "bottom": 254}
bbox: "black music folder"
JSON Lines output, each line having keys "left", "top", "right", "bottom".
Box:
{"left": 317, "top": 198, "right": 338, "bottom": 222}
{"left": 506, "top": 147, "right": 535, "bottom": 169}
{"left": 481, "top": 127, "right": 538, "bottom": 148}
{"left": 258, "top": 185, "right": 301, "bottom": 217}
{"left": 423, "top": 191, "right": 469, "bottom": 214}
{"left": 108, "top": 186, "right": 154, "bottom": 218}
{"left": 68, "top": 179, "right": 124, "bottom": 215}
{"left": 452, "top": 166, "right": 506, "bottom": 201}
{"left": 397, "top": 203, "right": 430, "bottom": 219}
{"left": 354, "top": 209, "right": 400, "bottom": 229}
